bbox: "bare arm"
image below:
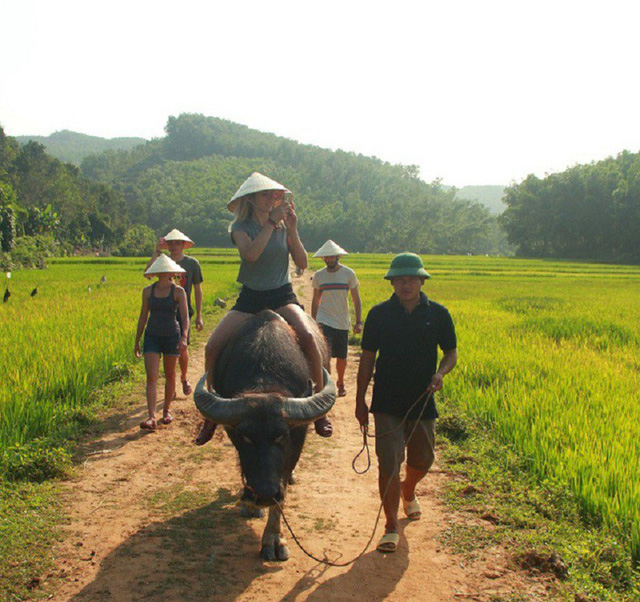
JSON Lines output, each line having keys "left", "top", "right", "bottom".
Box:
{"left": 283, "top": 201, "right": 308, "bottom": 269}
{"left": 193, "top": 282, "right": 204, "bottom": 331}
{"left": 233, "top": 203, "right": 289, "bottom": 263}
{"left": 426, "top": 348, "right": 458, "bottom": 395}
{"left": 311, "top": 288, "right": 322, "bottom": 320}
{"left": 134, "top": 288, "right": 151, "bottom": 356}
{"left": 355, "top": 349, "right": 376, "bottom": 426}
{"left": 233, "top": 227, "right": 276, "bottom": 263}
{"left": 176, "top": 288, "right": 190, "bottom": 352}
{"left": 350, "top": 286, "right": 363, "bottom": 334}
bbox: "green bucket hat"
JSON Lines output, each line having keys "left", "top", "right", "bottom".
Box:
{"left": 384, "top": 253, "right": 431, "bottom": 280}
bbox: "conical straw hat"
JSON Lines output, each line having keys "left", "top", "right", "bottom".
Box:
{"left": 144, "top": 254, "right": 187, "bottom": 276}
{"left": 227, "top": 172, "right": 292, "bottom": 212}
{"left": 313, "top": 240, "right": 348, "bottom": 257}
{"left": 158, "top": 229, "right": 194, "bottom": 249}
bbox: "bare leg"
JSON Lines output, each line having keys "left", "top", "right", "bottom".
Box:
{"left": 379, "top": 470, "right": 401, "bottom": 534}
{"left": 163, "top": 355, "right": 178, "bottom": 423}
{"left": 276, "top": 304, "right": 332, "bottom": 437}
{"left": 179, "top": 347, "right": 191, "bottom": 394}
{"left": 275, "top": 305, "right": 324, "bottom": 393}
{"left": 142, "top": 353, "right": 160, "bottom": 428}
{"left": 336, "top": 357, "right": 347, "bottom": 394}
{"left": 401, "top": 465, "right": 428, "bottom": 503}
{"left": 196, "top": 310, "right": 251, "bottom": 445}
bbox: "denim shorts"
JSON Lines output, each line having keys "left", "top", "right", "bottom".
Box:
{"left": 143, "top": 332, "right": 181, "bottom": 356}
{"left": 231, "top": 283, "right": 301, "bottom": 314}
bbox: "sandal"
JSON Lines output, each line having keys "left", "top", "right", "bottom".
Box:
{"left": 182, "top": 380, "right": 193, "bottom": 396}
{"left": 377, "top": 532, "right": 400, "bottom": 553}
{"left": 140, "top": 418, "right": 156, "bottom": 430}
{"left": 162, "top": 412, "right": 174, "bottom": 425}
{"left": 195, "top": 420, "right": 217, "bottom": 445}
{"left": 337, "top": 383, "right": 347, "bottom": 397}
{"left": 314, "top": 416, "right": 333, "bottom": 438}
{"left": 402, "top": 492, "right": 421, "bottom": 520}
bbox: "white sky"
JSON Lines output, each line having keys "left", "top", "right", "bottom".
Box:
{"left": 1, "top": 0, "right": 639, "bottom": 187}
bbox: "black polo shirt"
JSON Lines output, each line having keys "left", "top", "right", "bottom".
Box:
{"left": 361, "top": 292, "right": 456, "bottom": 420}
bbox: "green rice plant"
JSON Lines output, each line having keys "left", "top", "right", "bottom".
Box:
{"left": 0, "top": 251, "right": 240, "bottom": 461}
{"left": 350, "top": 254, "right": 640, "bottom": 563}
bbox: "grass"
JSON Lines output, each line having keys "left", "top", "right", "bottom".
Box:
{"left": 3, "top": 250, "right": 640, "bottom": 599}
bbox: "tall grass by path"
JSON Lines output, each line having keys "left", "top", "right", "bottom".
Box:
{"left": 326, "top": 254, "right": 640, "bottom": 564}
{"left": 0, "top": 251, "right": 240, "bottom": 456}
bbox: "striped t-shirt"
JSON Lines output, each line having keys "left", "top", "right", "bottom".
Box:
{"left": 312, "top": 265, "right": 359, "bottom": 330}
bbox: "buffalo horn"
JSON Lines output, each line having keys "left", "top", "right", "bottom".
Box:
{"left": 194, "top": 373, "right": 247, "bottom": 426}
{"left": 282, "top": 368, "right": 336, "bottom": 425}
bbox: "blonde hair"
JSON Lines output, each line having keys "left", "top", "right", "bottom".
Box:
{"left": 228, "top": 194, "right": 255, "bottom": 232}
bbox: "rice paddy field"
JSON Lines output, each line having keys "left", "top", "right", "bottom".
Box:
{"left": 3, "top": 251, "right": 640, "bottom": 565}
{"left": 0, "top": 249, "right": 241, "bottom": 451}
{"left": 313, "top": 253, "right": 640, "bottom": 563}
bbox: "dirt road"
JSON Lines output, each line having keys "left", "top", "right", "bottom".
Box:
{"left": 49, "top": 271, "right": 548, "bottom": 601}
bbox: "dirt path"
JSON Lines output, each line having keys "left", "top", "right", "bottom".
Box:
{"left": 49, "top": 271, "right": 549, "bottom": 601}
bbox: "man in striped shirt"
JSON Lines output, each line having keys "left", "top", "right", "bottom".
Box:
{"left": 311, "top": 240, "right": 362, "bottom": 400}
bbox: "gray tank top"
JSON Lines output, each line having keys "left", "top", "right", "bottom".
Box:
{"left": 230, "top": 220, "right": 291, "bottom": 291}
{"left": 146, "top": 283, "right": 180, "bottom": 337}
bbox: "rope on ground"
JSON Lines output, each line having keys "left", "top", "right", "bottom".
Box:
{"left": 279, "top": 391, "right": 432, "bottom": 567}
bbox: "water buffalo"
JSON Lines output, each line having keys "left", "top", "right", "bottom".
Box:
{"left": 194, "top": 310, "right": 336, "bottom": 561}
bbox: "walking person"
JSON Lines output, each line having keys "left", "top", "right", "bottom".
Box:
{"left": 355, "top": 253, "right": 457, "bottom": 553}
{"left": 311, "top": 240, "right": 362, "bottom": 397}
{"left": 148, "top": 229, "right": 204, "bottom": 396}
{"left": 196, "top": 172, "right": 331, "bottom": 445}
{"left": 135, "top": 255, "right": 190, "bottom": 430}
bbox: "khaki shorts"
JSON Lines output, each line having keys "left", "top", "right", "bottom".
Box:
{"left": 374, "top": 413, "right": 436, "bottom": 477}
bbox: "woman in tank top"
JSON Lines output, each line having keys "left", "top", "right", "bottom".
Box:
{"left": 135, "top": 255, "right": 190, "bottom": 430}
{"left": 196, "top": 172, "right": 331, "bottom": 445}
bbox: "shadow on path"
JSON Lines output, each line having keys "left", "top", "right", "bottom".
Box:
{"left": 71, "top": 488, "right": 281, "bottom": 601}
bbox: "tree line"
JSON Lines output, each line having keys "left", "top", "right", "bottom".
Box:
{"left": 500, "top": 150, "right": 640, "bottom": 262}
{"left": 81, "top": 113, "right": 510, "bottom": 255}
{"left": 1, "top": 127, "right": 147, "bottom": 267}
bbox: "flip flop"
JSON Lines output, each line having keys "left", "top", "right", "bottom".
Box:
{"left": 377, "top": 532, "right": 400, "bottom": 553}
{"left": 182, "top": 380, "right": 193, "bottom": 396}
{"left": 162, "top": 412, "right": 174, "bottom": 425}
{"left": 337, "top": 384, "right": 347, "bottom": 397}
{"left": 402, "top": 493, "right": 421, "bottom": 520}
{"left": 140, "top": 418, "right": 156, "bottom": 430}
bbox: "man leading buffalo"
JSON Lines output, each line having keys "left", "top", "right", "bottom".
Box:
{"left": 355, "top": 253, "right": 457, "bottom": 553}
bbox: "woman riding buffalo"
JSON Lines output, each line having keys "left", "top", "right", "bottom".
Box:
{"left": 196, "top": 172, "right": 332, "bottom": 444}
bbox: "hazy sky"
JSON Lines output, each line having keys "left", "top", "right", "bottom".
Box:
{"left": 1, "top": 0, "right": 639, "bottom": 186}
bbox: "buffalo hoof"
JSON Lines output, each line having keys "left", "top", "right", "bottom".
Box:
{"left": 288, "top": 471, "right": 297, "bottom": 485}
{"left": 240, "top": 505, "right": 265, "bottom": 519}
{"left": 260, "top": 542, "right": 290, "bottom": 561}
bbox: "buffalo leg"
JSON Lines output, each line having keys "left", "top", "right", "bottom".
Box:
{"left": 260, "top": 498, "right": 290, "bottom": 561}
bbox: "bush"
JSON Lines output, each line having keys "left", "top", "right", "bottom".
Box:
{"left": 1, "top": 440, "right": 72, "bottom": 482}
{"left": 113, "top": 224, "right": 157, "bottom": 257}
{"left": 0, "top": 235, "right": 61, "bottom": 270}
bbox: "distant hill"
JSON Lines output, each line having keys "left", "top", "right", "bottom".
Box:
{"left": 15, "top": 130, "right": 147, "bottom": 166}
{"left": 79, "top": 113, "right": 512, "bottom": 254}
{"left": 455, "top": 185, "right": 505, "bottom": 214}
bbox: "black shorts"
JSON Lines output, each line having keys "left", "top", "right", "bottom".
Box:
{"left": 143, "top": 332, "right": 181, "bottom": 357}
{"left": 232, "top": 283, "right": 301, "bottom": 314}
{"left": 320, "top": 323, "right": 349, "bottom": 359}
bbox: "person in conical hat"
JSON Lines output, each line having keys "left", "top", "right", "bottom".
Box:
{"left": 135, "top": 255, "right": 190, "bottom": 430}
{"left": 311, "top": 240, "right": 362, "bottom": 398}
{"left": 147, "top": 228, "right": 204, "bottom": 397}
{"left": 195, "top": 172, "right": 332, "bottom": 444}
